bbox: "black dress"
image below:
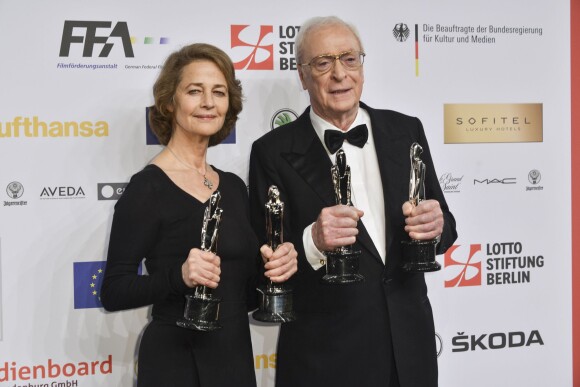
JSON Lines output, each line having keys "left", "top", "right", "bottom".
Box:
{"left": 101, "top": 164, "right": 259, "bottom": 387}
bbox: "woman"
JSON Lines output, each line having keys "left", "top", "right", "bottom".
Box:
{"left": 101, "top": 43, "right": 297, "bottom": 387}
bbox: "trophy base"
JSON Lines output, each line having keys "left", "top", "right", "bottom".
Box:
{"left": 252, "top": 284, "right": 296, "bottom": 323}
{"left": 176, "top": 293, "right": 222, "bottom": 332}
{"left": 400, "top": 239, "right": 441, "bottom": 272}
{"left": 321, "top": 249, "right": 365, "bottom": 285}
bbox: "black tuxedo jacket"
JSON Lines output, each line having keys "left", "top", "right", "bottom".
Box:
{"left": 249, "top": 102, "right": 457, "bottom": 387}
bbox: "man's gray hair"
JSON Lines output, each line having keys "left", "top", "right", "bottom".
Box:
{"left": 294, "top": 16, "right": 364, "bottom": 65}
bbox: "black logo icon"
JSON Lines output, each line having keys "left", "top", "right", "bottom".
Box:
{"left": 393, "top": 23, "right": 410, "bottom": 42}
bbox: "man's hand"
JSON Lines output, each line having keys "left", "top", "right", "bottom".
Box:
{"left": 402, "top": 199, "right": 443, "bottom": 240}
{"left": 312, "top": 204, "right": 364, "bottom": 251}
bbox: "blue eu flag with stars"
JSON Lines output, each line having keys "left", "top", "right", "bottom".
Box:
{"left": 73, "top": 261, "right": 106, "bottom": 309}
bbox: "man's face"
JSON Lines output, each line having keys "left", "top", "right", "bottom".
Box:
{"left": 298, "top": 24, "right": 364, "bottom": 128}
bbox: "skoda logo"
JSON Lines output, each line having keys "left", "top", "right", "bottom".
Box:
{"left": 435, "top": 332, "right": 443, "bottom": 358}
{"left": 270, "top": 109, "right": 298, "bottom": 130}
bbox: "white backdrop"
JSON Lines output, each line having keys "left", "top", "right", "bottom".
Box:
{"left": 0, "top": 0, "right": 571, "bottom": 386}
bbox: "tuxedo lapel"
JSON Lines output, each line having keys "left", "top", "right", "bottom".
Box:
{"left": 282, "top": 107, "right": 386, "bottom": 266}
{"left": 281, "top": 110, "right": 336, "bottom": 207}
{"left": 364, "top": 102, "right": 408, "bottom": 270}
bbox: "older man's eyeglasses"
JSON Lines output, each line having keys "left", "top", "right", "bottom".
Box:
{"left": 300, "top": 51, "right": 366, "bottom": 74}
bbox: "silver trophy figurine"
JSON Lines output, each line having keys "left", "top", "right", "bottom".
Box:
{"left": 177, "top": 191, "right": 223, "bottom": 331}
{"left": 400, "top": 143, "right": 441, "bottom": 272}
{"left": 321, "top": 149, "right": 365, "bottom": 284}
{"left": 252, "top": 186, "right": 296, "bottom": 323}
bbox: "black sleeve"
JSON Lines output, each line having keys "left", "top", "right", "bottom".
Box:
{"left": 100, "top": 171, "right": 189, "bottom": 312}
{"left": 414, "top": 117, "right": 458, "bottom": 254}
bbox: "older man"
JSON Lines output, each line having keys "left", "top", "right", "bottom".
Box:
{"left": 249, "top": 16, "right": 457, "bottom": 387}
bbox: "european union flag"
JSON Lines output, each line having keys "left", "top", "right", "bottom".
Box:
{"left": 73, "top": 261, "right": 106, "bottom": 309}
{"left": 145, "top": 107, "right": 236, "bottom": 145}
{"left": 73, "top": 260, "right": 144, "bottom": 309}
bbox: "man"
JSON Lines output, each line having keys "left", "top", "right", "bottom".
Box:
{"left": 249, "top": 16, "right": 457, "bottom": 387}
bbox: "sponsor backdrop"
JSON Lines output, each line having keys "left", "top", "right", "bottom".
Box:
{"left": 0, "top": 0, "right": 576, "bottom": 386}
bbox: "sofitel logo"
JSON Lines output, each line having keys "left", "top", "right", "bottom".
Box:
{"left": 444, "top": 103, "right": 543, "bottom": 144}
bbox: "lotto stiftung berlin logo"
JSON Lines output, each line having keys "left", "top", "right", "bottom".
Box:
{"left": 444, "top": 244, "right": 482, "bottom": 287}
{"left": 231, "top": 25, "right": 274, "bottom": 70}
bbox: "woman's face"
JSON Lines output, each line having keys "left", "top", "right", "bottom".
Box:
{"left": 170, "top": 60, "right": 229, "bottom": 141}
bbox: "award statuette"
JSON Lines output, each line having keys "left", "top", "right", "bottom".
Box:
{"left": 400, "top": 143, "right": 441, "bottom": 272}
{"left": 177, "top": 191, "right": 223, "bottom": 331}
{"left": 321, "top": 149, "right": 365, "bottom": 284}
{"left": 252, "top": 186, "right": 296, "bottom": 323}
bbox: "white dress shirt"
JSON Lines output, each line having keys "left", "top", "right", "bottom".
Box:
{"left": 303, "top": 107, "right": 386, "bottom": 270}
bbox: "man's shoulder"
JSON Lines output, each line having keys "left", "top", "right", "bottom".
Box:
{"left": 362, "top": 103, "right": 418, "bottom": 123}
{"left": 253, "top": 112, "right": 308, "bottom": 148}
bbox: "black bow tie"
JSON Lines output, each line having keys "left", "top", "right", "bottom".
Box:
{"left": 323, "top": 124, "right": 369, "bottom": 154}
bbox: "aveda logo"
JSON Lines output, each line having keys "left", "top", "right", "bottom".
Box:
{"left": 0, "top": 117, "right": 108, "bottom": 138}
{"left": 40, "top": 186, "right": 86, "bottom": 200}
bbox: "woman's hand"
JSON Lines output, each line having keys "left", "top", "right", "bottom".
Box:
{"left": 261, "top": 242, "right": 298, "bottom": 283}
{"left": 181, "top": 248, "right": 221, "bottom": 288}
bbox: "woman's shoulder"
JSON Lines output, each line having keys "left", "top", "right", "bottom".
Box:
{"left": 213, "top": 167, "right": 247, "bottom": 194}
{"left": 120, "top": 164, "right": 172, "bottom": 199}
{"left": 129, "top": 164, "right": 166, "bottom": 185}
